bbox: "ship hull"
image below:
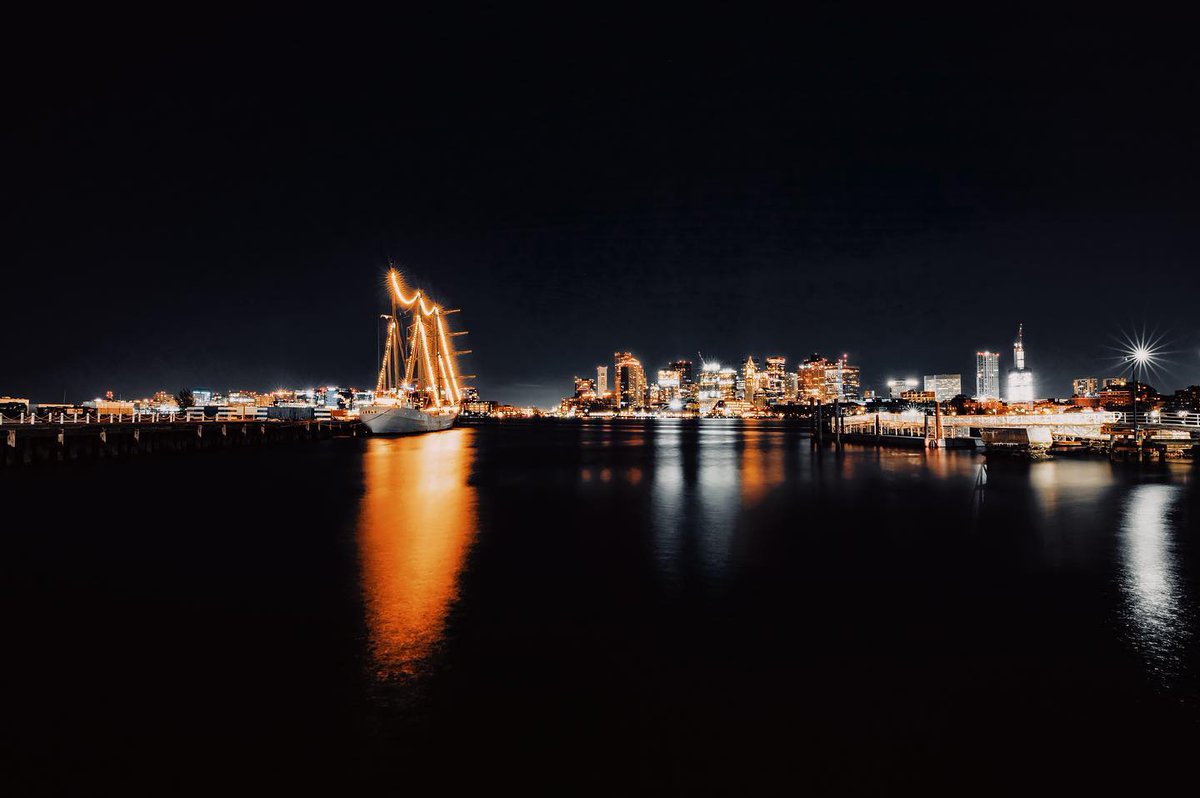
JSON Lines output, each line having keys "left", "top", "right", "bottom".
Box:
{"left": 360, "top": 405, "right": 457, "bottom": 435}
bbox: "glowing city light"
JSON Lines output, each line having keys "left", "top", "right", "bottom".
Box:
{"left": 379, "top": 268, "right": 467, "bottom": 406}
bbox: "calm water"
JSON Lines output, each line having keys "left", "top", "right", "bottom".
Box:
{"left": 3, "top": 420, "right": 1199, "bottom": 793}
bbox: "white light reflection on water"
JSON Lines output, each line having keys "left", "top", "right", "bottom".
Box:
{"left": 695, "top": 423, "right": 740, "bottom": 581}
{"left": 1119, "top": 483, "right": 1190, "bottom": 684}
{"left": 651, "top": 421, "right": 685, "bottom": 579}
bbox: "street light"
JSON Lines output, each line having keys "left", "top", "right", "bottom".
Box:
{"left": 1127, "top": 344, "right": 1154, "bottom": 450}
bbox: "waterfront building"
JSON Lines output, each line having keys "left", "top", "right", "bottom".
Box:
{"left": 614, "top": 352, "right": 647, "bottom": 410}
{"left": 975, "top": 351, "right": 1000, "bottom": 401}
{"left": 1073, "top": 377, "right": 1099, "bottom": 398}
{"left": 900, "top": 389, "right": 936, "bottom": 404}
{"left": 0, "top": 396, "right": 31, "bottom": 416}
{"left": 669, "top": 360, "right": 694, "bottom": 389}
{"left": 798, "top": 354, "right": 830, "bottom": 402}
{"left": 887, "top": 378, "right": 919, "bottom": 399}
{"left": 764, "top": 356, "right": 787, "bottom": 404}
{"left": 596, "top": 366, "right": 608, "bottom": 398}
{"left": 1005, "top": 324, "right": 1034, "bottom": 403}
{"left": 656, "top": 368, "right": 681, "bottom": 403}
{"left": 923, "top": 374, "right": 962, "bottom": 402}
{"left": 1168, "top": 385, "right": 1200, "bottom": 412}
{"left": 574, "top": 377, "right": 597, "bottom": 400}
{"left": 462, "top": 399, "right": 497, "bottom": 416}
{"left": 1103, "top": 376, "right": 1128, "bottom": 390}
{"left": 718, "top": 367, "right": 738, "bottom": 399}
{"left": 84, "top": 398, "right": 136, "bottom": 415}
{"left": 697, "top": 361, "right": 737, "bottom": 411}
{"left": 824, "top": 355, "right": 860, "bottom": 402}
{"left": 740, "top": 356, "right": 759, "bottom": 403}
{"left": 698, "top": 362, "right": 722, "bottom": 410}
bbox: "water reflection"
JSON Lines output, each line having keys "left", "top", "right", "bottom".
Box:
{"left": 1118, "top": 483, "right": 1190, "bottom": 683}
{"left": 358, "top": 430, "right": 477, "bottom": 681}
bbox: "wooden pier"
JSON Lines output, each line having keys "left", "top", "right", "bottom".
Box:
{"left": 823, "top": 410, "right": 1199, "bottom": 462}
{"left": 1, "top": 417, "right": 362, "bottom": 468}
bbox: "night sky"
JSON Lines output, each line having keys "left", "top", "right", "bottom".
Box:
{"left": 6, "top": 8, "right": 1199, "bottom": 407}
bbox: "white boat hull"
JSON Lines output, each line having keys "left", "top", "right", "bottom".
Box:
{"left": 360, "top": 405, "right": 457, "bottom": 435}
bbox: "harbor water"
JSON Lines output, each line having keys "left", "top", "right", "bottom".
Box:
{"left": 2, "top": 420, "right": 1198, "bottom": 793}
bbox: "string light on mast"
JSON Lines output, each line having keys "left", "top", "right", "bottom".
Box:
{"left": 381, "top": 267, "right": 467, "bottom": 407}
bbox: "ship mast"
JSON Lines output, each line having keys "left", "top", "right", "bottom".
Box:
{"left": 380, "top": 268, "right": 465, "bottom": 407}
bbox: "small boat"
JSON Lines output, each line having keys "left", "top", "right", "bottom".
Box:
{"left": 980, "top": 426, "right": 1052, "bottom": 459}
{"left": 360, "top": 268, "right": 466, "bottom": 435}
{"left": 1049, "top": 439, "right": 1094, "bottom": 456}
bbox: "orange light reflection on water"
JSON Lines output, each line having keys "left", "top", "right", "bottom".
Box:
{"left": 358, "top": 430, "right": 476, "bottom": 681}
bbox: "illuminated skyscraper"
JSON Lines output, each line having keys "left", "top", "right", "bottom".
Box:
{"left": 670, "top": 360, "right": 694, "bottom": 388}
{"left": 764, "top": 356, "right": 787, "bottom": 404}
{"left": 798, "top": 354, "right": 830, "bottom": 401}
{"left": 975, "top": 351, "right": 1000, "bottom": 400}
{"left": 596, "top": 365, "right": 608, "bottom": 397}
{"left": 740, "top": 356, "right": 759, "bottom": 402}
{"left": 614, "top": 352, "right": 647, "bottom": 410}
{"left": 824, "top": 354, "right": 860, "bottom": 401}
{"left": 1005, "top": 324, "right": 1034, "bottom": 403}
{"left": 923, "top": 374, "right": 962, "bottom": 402}
{"left": 657, "top": 368, "right": 681, "bottom": 402}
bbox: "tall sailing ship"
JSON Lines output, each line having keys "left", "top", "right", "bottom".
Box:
{"left": 359, "top": 269, "right": 467, "bottom": 435}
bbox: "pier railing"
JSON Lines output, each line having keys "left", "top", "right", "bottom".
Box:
{"left": 0, "top": 412, "right": 265, "bottom": 425}
{"left": 1112, "top": 411, "right": 1200, "bottom": 428}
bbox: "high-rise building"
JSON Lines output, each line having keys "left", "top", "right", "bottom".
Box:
{"left": 698, "top": 361, "right": 737, "bottom": 407}
{"left": 656, "top": 368, "right": 681, "bottom": 404}
{"left": 824, "top": 354, "right": 860, "bottom": 401}
{"left": 740, "top": 356, "right": 759, "bottom": 402}
{"left": 1005, "top": 324, "right": 1034, "bottom": 403}
{"left": 1073, "top": 377, "right": 1099, "bottom": 397}
{"left": 923, "top": 374, "right": 962, "bottom": 402}
{"left": 975, "top": 352, "right": 1000, "bottom": 401}
{"left": 657, "top": 369, "right": 681, "bottom": 390}
{"left": 764, "top": 356, "right": 787, "bottom": 404}
{"left": 614, "top": 352, "right": 647, "bottom": 410}
{"left": 798, "top": 354, "right": 830, "bottom": 401}
{"left": 670, "top": 360, "right": 694, "bottom": 388}
{"left": 596, "top": 365, "right": 609, "bottom": 397}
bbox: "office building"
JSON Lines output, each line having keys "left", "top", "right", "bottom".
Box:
{"left": 764, "top": 356, "right": 787, "bottom": 404}
{"left": 1005, "top": 324, "right": 1034, "bottom": 403}
{"left": 798, "top": 354, "right": 830, "bottom": 401}
{"left": 975, "top": 351, "right": 1000, "bottom": 401}
{"left": 923, "top": 374, "right": 962, "bottom": 402}
{"left": 824, "top": 354, "right": 860, "bottom": 401}
{"left": 614, "top": 352, "right": 647, "bottom": 410}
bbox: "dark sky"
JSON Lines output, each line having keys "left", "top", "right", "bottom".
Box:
{"left": 5, "top": 8, "right": 1200, "bottom": 406}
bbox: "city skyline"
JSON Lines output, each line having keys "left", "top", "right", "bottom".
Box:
{"left": 8, "top": 320, "right": 1195, "bottom": 411}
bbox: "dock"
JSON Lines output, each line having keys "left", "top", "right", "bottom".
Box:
{"left": 1, "top": 413, "right": 362, "bottom": 468}
{"left": 825, "top": 410, "right": 1200, "bottom": 462}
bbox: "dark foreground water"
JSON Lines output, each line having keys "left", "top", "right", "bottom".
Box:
{"left": 3, "top": 420, "right": 1199, "bottom": 793}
